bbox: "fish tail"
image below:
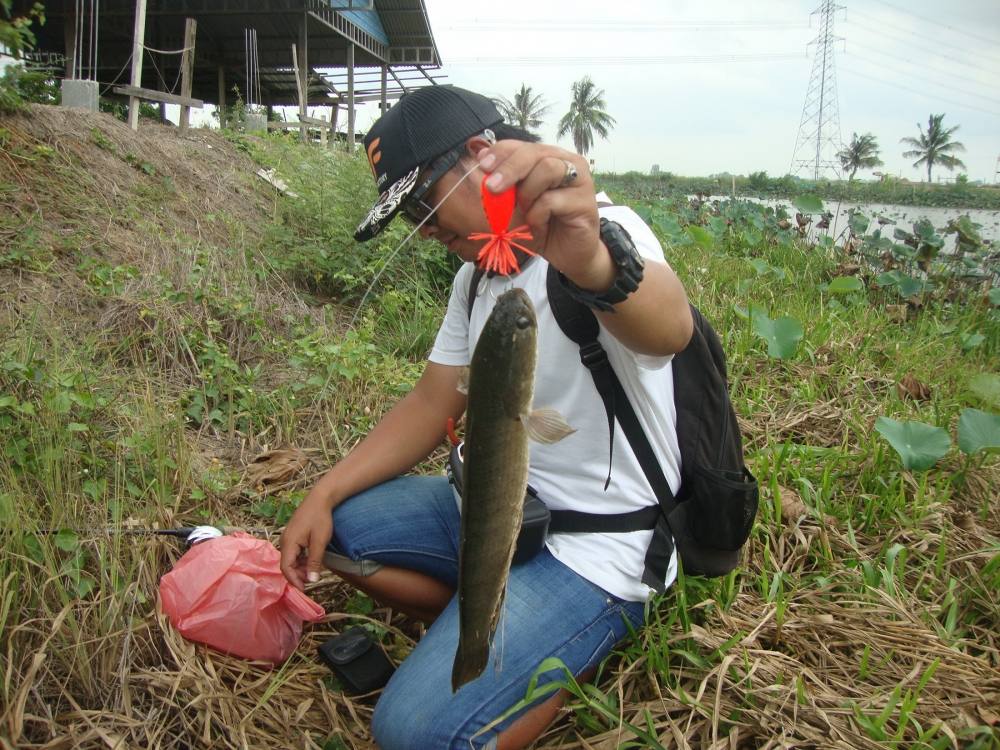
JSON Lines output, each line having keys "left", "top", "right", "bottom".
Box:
{"left": 451, "top": 637, "right": 489, "bottom": 692}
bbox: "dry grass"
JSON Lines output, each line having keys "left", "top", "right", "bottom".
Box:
{"left": 2, "top": 500, "right": 997, "bottom": 749}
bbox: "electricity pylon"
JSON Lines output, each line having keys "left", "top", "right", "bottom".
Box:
{"left": 790, "top": 0, "right": 844, "bottom": 180}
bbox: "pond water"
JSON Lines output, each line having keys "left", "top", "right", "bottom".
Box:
{"left": 753, "top": 198, "right": 1000, "bottom": 247}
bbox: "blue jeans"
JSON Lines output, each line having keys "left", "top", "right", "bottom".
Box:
{"left": 329, "top": 476, "right": 647, "bottom": 750}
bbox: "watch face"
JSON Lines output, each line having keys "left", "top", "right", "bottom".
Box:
{"left": 602, "top": 221, "right": 643, "bottom": 268}
{"left": 628, "top": 242, "right": 645, "bottom": 267}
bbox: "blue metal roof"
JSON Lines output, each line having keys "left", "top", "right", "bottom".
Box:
{"left": 330, "top": 4, "right": 391, "bottom": 46}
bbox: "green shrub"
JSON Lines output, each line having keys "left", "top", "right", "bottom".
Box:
{"left": 0, "top": 63, "right": 59, "bottom": 114}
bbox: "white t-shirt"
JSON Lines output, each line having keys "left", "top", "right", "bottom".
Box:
{"left": 429, "top": 200, "right": 680, "bottom": 601}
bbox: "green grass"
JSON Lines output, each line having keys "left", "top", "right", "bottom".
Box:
{"left": 0, "top": 105, "right": 998, "bottom": 748}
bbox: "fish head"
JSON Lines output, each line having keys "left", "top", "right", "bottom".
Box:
{"left": 470, "top": 287, "right": 538, "bottom": 414}
{"left": 489, "top": 288, "right": 536, "bottom": 345}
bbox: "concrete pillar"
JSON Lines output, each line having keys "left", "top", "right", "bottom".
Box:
{"left": 61, "top": 79, "right": 100, "bottom": 110}
{"left": 246, "top": 113, "right": 267, "bottom": 133}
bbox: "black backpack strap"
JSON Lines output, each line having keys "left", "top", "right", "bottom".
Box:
{"left": 467, "top": 267, "right": 486, "bottom": 320}
{"left": 603, "top": 340, "right": 679, "bottom": 590}
{"left": 546, "top": 268, "right": 616, "bottom": 490}
{"left": 545, "top": 266, "right": 677, "bottom": 591}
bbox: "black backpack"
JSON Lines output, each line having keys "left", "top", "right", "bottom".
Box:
{"left": 466, "top": 259, "right": 758, "bottom": 591}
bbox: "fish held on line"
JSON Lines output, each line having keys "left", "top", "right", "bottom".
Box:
{"left": 451, "top": 288, "right": 574, "bottom": 692}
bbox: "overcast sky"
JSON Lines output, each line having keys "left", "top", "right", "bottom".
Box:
{"left": 5, "top": 0, "right": 995, "bottom": 181}
{"left": 366, "top": 0, "right": 1000, "bottom": 182}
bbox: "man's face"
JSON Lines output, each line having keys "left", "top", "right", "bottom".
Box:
{"left": 412, "top": 159, "right": 492, "bottom": 263}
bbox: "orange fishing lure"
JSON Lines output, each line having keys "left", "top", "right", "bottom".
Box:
{"left": 467, "top": 177, "right": 535, "bottom": 275}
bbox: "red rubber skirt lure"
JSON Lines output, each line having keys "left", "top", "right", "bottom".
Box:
{"left": 467, "top": 177, "right": 535, "bottom": 275}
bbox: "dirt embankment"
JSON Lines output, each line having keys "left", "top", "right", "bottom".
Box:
{"left": 0, "top": 105, "right": 275, "bottom": 325}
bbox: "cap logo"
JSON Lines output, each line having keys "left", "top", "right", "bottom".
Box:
{"left": 355, "top": 166, "right": 420, "bottom": 237}
{"left": 366, "top": 137, "right": 382, "bottom": 178}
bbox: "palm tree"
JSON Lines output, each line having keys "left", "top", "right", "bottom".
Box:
{"left": 493, "top": 84, "right": 549, "bottom": 134}
{"left": 837, "top": 132, "right": 883, "bottom": 181}
{"left": 557, "top": 77, "right": 616, "bottom": 156}
{"left": 900, "top": 114, "right": 966, "bottom": 183}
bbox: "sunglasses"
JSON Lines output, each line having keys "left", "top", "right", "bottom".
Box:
{"left": 399, "top": 148, "right": 464, "bottom": 228}
{"left": 398, "top": 129, "right": 496, "bottom": 229}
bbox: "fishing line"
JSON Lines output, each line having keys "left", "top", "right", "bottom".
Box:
{"left": 349, "top": 157, "right": 482, "bottom": 328}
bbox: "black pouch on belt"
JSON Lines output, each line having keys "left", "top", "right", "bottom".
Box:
{"left": 447, "top": 443, "right": 551, "bottom": 565}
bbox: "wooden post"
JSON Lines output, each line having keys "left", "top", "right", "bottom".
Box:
{"left": 380, "top": 64, "right": 387, "bottom": 112}
{"left": 179, "top": 18, "right": 197, "bottom": 131}
{"left": 347, "top": 43, "right": 355, "bottom": 151}
{"left": 298, "top": 16, "right": 309, "bottom": 143}
{"left": 292, "top": 44, "right": 306, "bottom": 143}
{"left": 127, "top": 0, "right": 148, "bottom": 130}
{"left": 217, "top": 65, "right": 226, "bottom": 128}
{"left": 113, "top": 85, "right": 202, "bottom": 108}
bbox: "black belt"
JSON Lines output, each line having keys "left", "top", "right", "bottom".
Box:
{"left": 548, "top": 505, "right": 661, "bottom": 534}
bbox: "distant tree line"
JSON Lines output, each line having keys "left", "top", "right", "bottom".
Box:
{"left": 597, "top": 169, "right": 999, "bottom": 210}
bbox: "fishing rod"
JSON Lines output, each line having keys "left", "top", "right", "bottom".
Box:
{"left": 27, "top": 526, "right": 273, "bottom": 544}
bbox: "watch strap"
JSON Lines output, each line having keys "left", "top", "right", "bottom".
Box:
{"left": 558, "top": 218, "right": 644, "bottom": 312}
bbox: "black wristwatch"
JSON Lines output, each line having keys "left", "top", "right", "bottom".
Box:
{"left": 558, "top": 218, "right": 645, "bottom": 312}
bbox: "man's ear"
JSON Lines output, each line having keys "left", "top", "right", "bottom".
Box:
{"left": 464, "top": 134, "right": 494, "bottom": 158}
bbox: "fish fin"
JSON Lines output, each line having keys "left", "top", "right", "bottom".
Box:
{"left": 493, "top": 580, "right": 510, "bottom": 674}
{"left": 523, "top": 408, "right": 576, "bottom": 444}
{"left": 452, "top": 637, "right": 490, "bottom": 692}
{"left": 456, "top": 366, "right": 470, "bottom": 396}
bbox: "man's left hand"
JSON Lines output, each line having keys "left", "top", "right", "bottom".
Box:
{"left": 476, "top": 142, "right": 613, "bottom": 292}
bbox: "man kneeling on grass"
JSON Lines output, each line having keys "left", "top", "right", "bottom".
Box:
{"left": 280, "top": 85, "right": 692, "bottom": 750}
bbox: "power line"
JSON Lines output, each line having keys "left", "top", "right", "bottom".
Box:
{"left": 840, "top": 65, "right": 1000, "bottom": 118}
{"left": 446, "top": 52, "right": 805, "bottom": 66}
{"left": 845, "top": 47, "right": 1000, "bottom": 104}
{"left": 445, "top": 20, "right": 810, "bottom": 32}
{"left": 868, "top": 0, "right": 1000, "bottom": 48}
{"left": 845, "top": 14, "right": 1000, "bottom": 73}
{"left": 845, "top": 8, "right": 1000, "bottom": 67}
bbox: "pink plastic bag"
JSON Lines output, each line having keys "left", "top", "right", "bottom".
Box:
{"left": 159, "top": 532, "right": 325, "bottom": 663}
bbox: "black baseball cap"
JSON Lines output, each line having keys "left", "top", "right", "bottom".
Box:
{"left": 354, "top": 85, "right": 503, "bottom": 241}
